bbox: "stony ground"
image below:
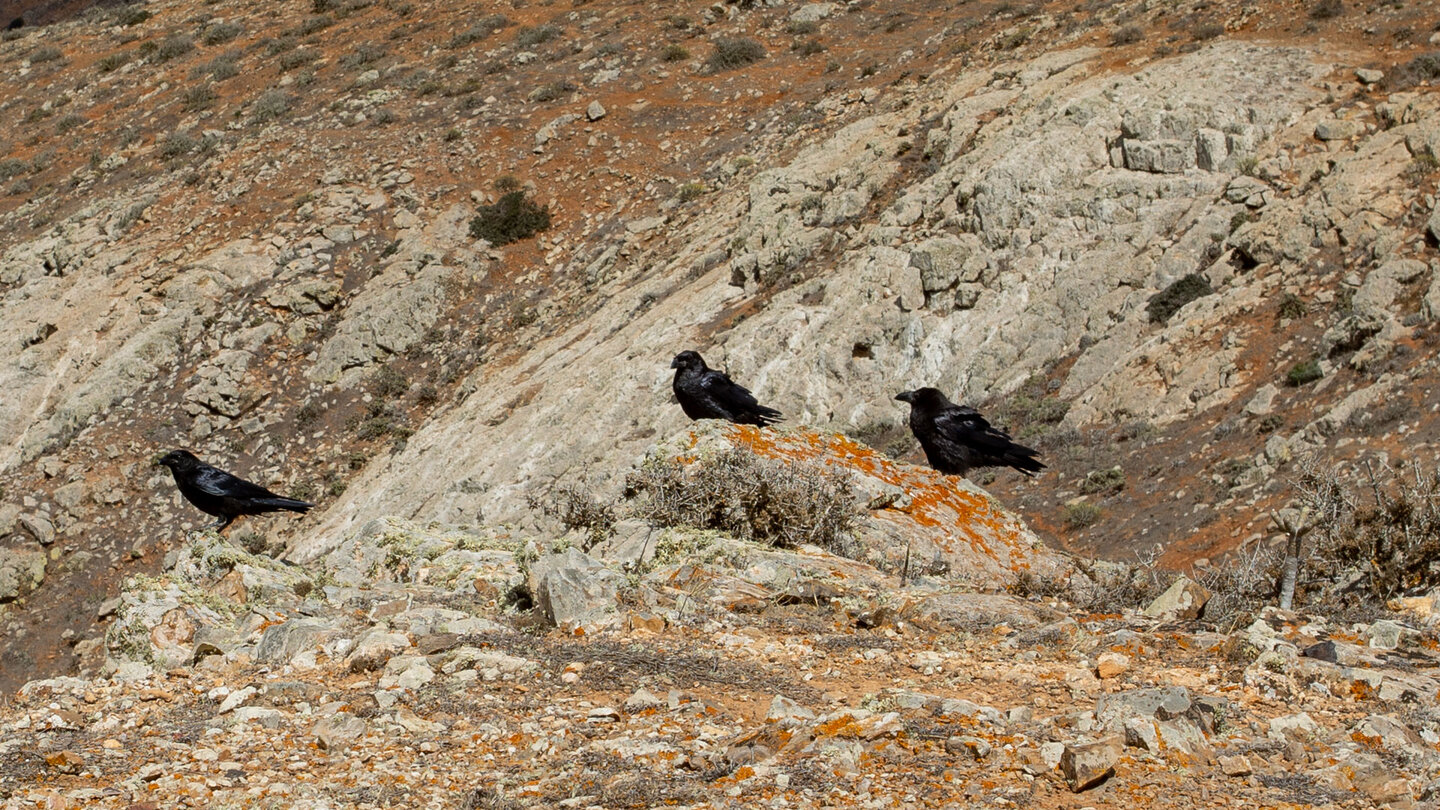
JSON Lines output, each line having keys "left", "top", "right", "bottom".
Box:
{"left": 1, "top": 0, "right": 1440, "bottom": 784}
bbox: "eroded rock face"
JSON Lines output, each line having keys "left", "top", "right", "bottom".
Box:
{"left": 293, "top": 41, "right": 1368, "bottom": 544}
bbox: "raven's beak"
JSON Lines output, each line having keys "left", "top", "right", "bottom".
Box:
{"left": 670, "top": 358, "right": 680, "bottom": 369}
{"left": 895, "top": 391, "right": 914, "bottom": 403}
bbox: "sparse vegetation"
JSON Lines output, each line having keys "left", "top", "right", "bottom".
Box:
{"left": 468, "top": 186, "right": 552, "bottom": 246}
{"left": 1286, "top": 359, "right": 1322, "bottom": 386}
{"left": 97, "top": 51, "right": 133, "bottom": 73}
{"left": 515, "top": 24, "right": 561, "bottom": 47}
{"left": 794, "top": 39, "right": 826, "bottom": 57}
{"left": 706, "top": 37, "right": 766, "bottom": 72}
{"left": 30, "top": 45, "right": 62, "bottom": 63}
{"left": 623, "top": 447, "right": 857, "bottom": 553}
{"left": 203, "top": 21, "right": 244, "bottom": 45}
{"left": 1062, "top": 501, "right": 1102, "bottom": 530}
{"left": 1080, "top": 467, "right": 1125, "bottom": 496}
{"left": 182, "top": 85, "right": 217, "bottom": 112}
{"left": 1276, "top": 292, "right": 1306, "bottom": 321}
{"left": 1146, "top": 273, "right": 1215, "bottom": 324}
{"left": 153, "top": 35, "right": 195, "bottom": 63}
{"left": 1382, "top": 51, "right": 1440, "bottom": 91}
{"left": 370, "top": 366, "right": 410, "bottom": 399}
{"left": 1110, "top": 25, "right": 1144, "bottom": 46}
{"left": 249, "top": 90, "right": 292, "bottom": 124}
{"left": 661, "top": 44, "right": 690, "bottom": 62}
{"left": 1309, "top": 0, "right": 1344, "bottom": 19}
{"left": 529, "top": 80, "right": 576, "bottom": 103}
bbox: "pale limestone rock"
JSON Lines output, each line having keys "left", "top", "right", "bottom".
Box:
{"left": 1142, "top": 577, "right": 1211, "bottom": 621}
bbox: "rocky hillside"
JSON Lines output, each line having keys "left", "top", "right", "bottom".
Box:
{"left": 0, "top": 0, "right": 1439, "bottom": 772}
{"left": 3, "top": 428, "right": 1440, "bottom": 808}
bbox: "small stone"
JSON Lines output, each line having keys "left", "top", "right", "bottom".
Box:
{"left": 1355, "top": 68, "right": 1384, "bottom": 85}
{"left": 313, "top": 712, "right": 366, "bottom": 751}
{"left": 586, "top": 707, "right": 621, "bottom": 723}
{"left": 44, "top": 750, "right": 83, "bottom": 774}
{"left": 586, "top": 100, "right": 607, "bottom": 121}
{"left": 945, "top": 735, "right": 992, "bottom": 760}
{"left": 1060, "top": 736, "right": 1122, "bottom": 792}
{"left": 624, "top": 688, "right": 662, "bottom": 712}
{"left": 1096, "top": 652, "right": 1130, "bottom": 679}
{"left": 1220, "top": 754, "right": 1253, "bottom": 776}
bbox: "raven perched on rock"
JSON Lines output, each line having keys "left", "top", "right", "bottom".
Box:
{"left": 156, "top": 449, "right": 314, "bottom": 532}
{"left": 895, "top": 388, "right": 1045, "bottom": 477}
{"left": 671, "top": 350, "right": 782, "bottom": 426}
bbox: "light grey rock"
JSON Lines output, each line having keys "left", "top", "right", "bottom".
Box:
{"left": 0, "top": 548, "right": 46, "bottom": 602}
{"left": 313, "top": 712, "right": 367, "bottom": 750}
{"left": 625, "top": 688, "right": 662, "bottom": 712}
{"left": 586, "top": 100, "right": 606, "bottom": 121}
{"left": 17, "top": 513, "right": 55, "bottom": 546}
{"left": 790, "top": 3, "right": 836, "bottom": 23}
{"left": 1141, "top": 576, "right": 1211, "bottom": 621}
{"left": 346, "top": 630, "right": 411, "bottom": 672}
{"left": 1244, "top": 384, "right": 1279, "bottom": 415}
{"left": 766, "top": 695, "right": 816, "bottom": 726}
{"left": 903, "top": 591, "right": 1064, "bottom": 633}
{"left": 1355, "top": 68, "right": 1384, "bottom": 85}
{"left": 589, "top": 519, "right": 656, "bottom": 569}
{"left": 1269, "top": 712, "right": 1320, "bottom": 741}
{"left": 1315, "top": 119, "right": 1363, "bottom": 140}
{"left": 531, "top": 548, "right": 621, "bottom": 630}
{"left": 255, "top": 618, "right": 336, "bottom": 665}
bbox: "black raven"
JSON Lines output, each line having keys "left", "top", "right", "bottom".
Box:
{"left": 156, "top": 449, "right": 314, "bottom": 532}
{"left": 671, "top": 350, "right": 782, "bottom": 426}
{"left": 895, "top": 388, "right": 1045, "bottom": 477}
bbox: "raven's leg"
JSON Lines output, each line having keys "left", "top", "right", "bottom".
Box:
{"left": 208, "top": 515, "right": 234, "bottom": 533}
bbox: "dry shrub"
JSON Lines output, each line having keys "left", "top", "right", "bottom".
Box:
{"left": 623, "top": 446, "right": 857, "bottom": 553}
{"left": 1297, "top": 460, "right": 1440, "bottom": 613}
{"left": 526, "top": 483, "right": 615, "bottom": 548}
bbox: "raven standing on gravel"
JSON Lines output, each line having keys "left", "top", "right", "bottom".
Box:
{"left": 156, "top": 449, "right": 314, "bottom": 532}
{"left": 895, "top": 387, "right": 1045, "bottom": 477}
{"left": 670, "top": 350, "right": 783, "bottom": 426}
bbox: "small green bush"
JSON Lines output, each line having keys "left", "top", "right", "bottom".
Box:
{"left": 296, "top": 15, "right": 334, "bottom": 36}
{"left": 1146, "top": 273, "right": 1214, "bottom": 324}
{"left": 706, "top": 36, "right": 765, "bottom": 72}
{"left": 1286, "top": 359, "right": 1322, "bottom": 386}
{"left": 55, "top": 113, "right": 85, "bottom": 134}
{"left": 370, "top": 366, "right": 410, "bottom": 399}
{"left": 182, "top": 84, "right": 217, "bottom": 111}
{"left": 1276, "top": 292, "right": 1306, "bottom": 321}
{"left": 0, "top": 158, "right": 28, "bottom": 179}
{"left": 203, "top": 21, "right": 244, "bottom": 45}
{"left": 115, "top": 7, "right": 151, "bottom": 26}
{"left": 1110, "top": 24, "right": 1143, "bottom": 45}
{"left": 153, "top": 34, "right": 195, "bottom": 63}
{"left": 794, "top": 39, "right": 825, "bottom": 56}
{"left": 159, "top": 131, "right": 199, "bottom": 158}
{"left": 469, "top": 189, "right": 551, "bottom": 245}
{"left": 1080, "top": 467, "right": 1125, "bottom": 496}
{"left": 1309, "top": 0, "right": 1344, "bottom": 19}
{"left": 339, "top": 43, "right": 385, "bottom": 69}
{"left": 31, "top": 45, "right": 63, "bottom": 63}
{"left": 279, "top": 47, "right": 319, "bottom": 71}
{"left": 661, "top": 44, "right": 690, "bottom": 62}
{"left": 97, "top": 51, "right": 133, "bottom": 73}
{"left": 1063, "top": 502, "right": 1102, "bottom": 530}
{"left": 249, "top": 90, "right": 291, "bottom": 123}
{"left": 1192, "top": 22, "right": 1225, "bottom": 40}
{"left": 515, "top": 24, "right": 560, "bottom": 47}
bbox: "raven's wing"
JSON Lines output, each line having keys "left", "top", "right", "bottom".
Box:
{"left": 190, "top": 465, "right": 283, "bottom": 501}
{"left": 933, "top": 404, "right": 1044, "bottom": 474}
{"left": 700, "top": 369, "right": 775, "bottom": 418}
